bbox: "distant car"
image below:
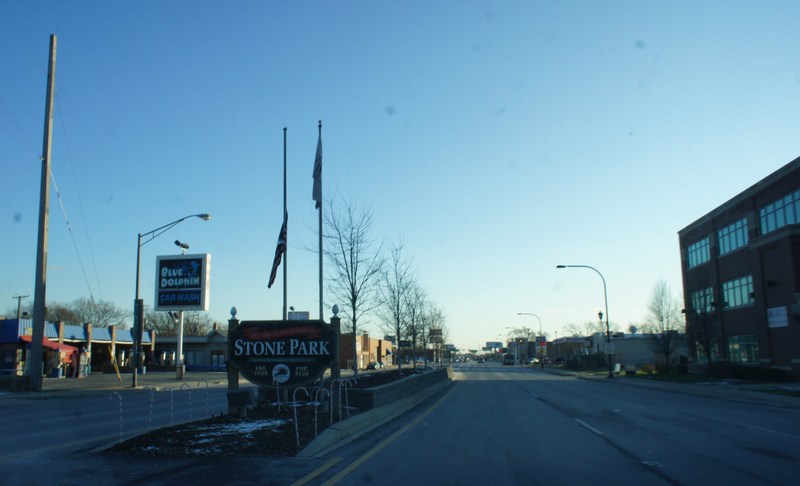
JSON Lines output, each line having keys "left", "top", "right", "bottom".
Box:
{"left": 367, "top": 362, "right": 385, "bottom": 370}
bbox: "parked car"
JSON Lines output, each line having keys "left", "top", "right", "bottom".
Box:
{"left": 367, "top": 361, "right": 385, "bottom": 370}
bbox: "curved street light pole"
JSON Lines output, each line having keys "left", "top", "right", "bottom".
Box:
{"left": 556, "top": 264, "right": 613, "bottom": 378}
{"left": 132, "top": 213, "right": 211, "bottom": 388}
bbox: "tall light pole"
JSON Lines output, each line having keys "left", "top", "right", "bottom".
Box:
{"left": 517, "top": 312, "right": 543, "bottom": 365}
{"left": 173, "top": 240, "right": 190, "bottom": 380}
{"left": 132, "top": 213, "right": 211, "bottom": 388}
{"left": 557, "top": 264, "right": 613, "bottom": 378}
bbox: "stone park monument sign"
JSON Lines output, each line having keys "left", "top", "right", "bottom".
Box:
{"left": 228, "top": 319, "right": 338, "bottom": 387}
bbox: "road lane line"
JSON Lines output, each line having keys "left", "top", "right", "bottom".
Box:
{"left": 320, "top": 382, "right": 460, "bottom": 486}
{"left": 574, "top": 418, "right": 604, "bottom": 436}
{"left": 745, "top": 424, "right": 800, "bottom": 439}
{"left": 290, "top": 458, "right": 342, "bottom": 486}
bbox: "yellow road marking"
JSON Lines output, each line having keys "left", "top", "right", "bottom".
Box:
{"left": 320, "top": 382, "right": 459, "bottom": 486}
{"left": 291, "top": 458, "right": 342, "bottom": 486}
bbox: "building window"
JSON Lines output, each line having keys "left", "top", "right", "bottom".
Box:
{"left": 687, "top": 237, "right": 710, "bottom": 269}
{"left": 728, "top": 335, "right": 758, "bottom": 363}
{"left": 721, "top": 275, "right": 754, "bottom": 309}
{"left": 691, "top": 287, "right": 715, "bottom": 313}
{"left": 717, "top": 218, "right": 748, "bottom": 256}
{"left": 759, "top": 189, "right": 800, "bottom": 235}
{"left": 695, "top": 340, "right": 721, "bottom": 361}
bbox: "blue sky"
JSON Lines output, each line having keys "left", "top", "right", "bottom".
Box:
{"left": 2, "top": 1, "right": 799, "bottom": 352}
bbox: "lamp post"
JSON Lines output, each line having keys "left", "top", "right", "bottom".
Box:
{"left": 556, "top": 264, "right": 613, "bottom": 378}
{"left": 517, "top": 312, "right": 543, "bottom": 365}
{"left": 173, "top": 240, "right": 189, "bottom": 379}
{"left": 132, "top": 213, "right": 211, "bottom": 388}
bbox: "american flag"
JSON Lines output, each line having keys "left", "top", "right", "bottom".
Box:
{"left": 268, "top": 214, "right": 287, "bottom": 288}
{"left": 312, "top": 130, "right": 322, "bottom": 209}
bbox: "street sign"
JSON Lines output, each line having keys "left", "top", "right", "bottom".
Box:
{"left": 154, "top": 253, "right": 211, "bottom": 311}
{"left": 606, "top": 343, "right": 615, "bottom": 355}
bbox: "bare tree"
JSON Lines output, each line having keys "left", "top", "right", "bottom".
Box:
{"left": 324, "top": 198, "right": 385, "bottom": 377}
{"left": 562, "top": 321, "right": 604, "bottom": 338}
{"left": 182, "top": 312, "right": 216, "bottom": 336}
{"left": 404, "top": 283, "right": 428, "bottom": 368}
{"left": 506, "top": 326, "right": 537, "bottom": 341}
{"left": 426, "top": 303, "right": 447, "bottom": 366}
{"left": 643, "top": 280, "right": 685, "bottom": 369}
{"left": 378, "top": 241, "right": 415, "bottom": 370}
{"left": 20, "top": 298, "right": 126, "bottom": 328}
{"left": 145, "top": 310, "right": 215, "bottom": 336}
{"left": 146, "top": 310, "right": 177, "bottom": 336}
{"left": 686, "top": 288, "right": 719, "bottom": 367}
{"left": 45, "top": 302, "right": 80, "bottom": 325}
{"left": 70, "top": 297, "right": 127, "bottom": 328}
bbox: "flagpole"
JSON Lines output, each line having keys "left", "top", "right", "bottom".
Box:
{"left": 282, "top": 127, "right": 288, "bottom": 320}
{"left": 317, "top": 120, "right": 323, "bottom": 320}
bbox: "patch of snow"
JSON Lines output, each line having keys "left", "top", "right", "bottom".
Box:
{"left": 196, "top": 419, "right": 287, "bottom": 438}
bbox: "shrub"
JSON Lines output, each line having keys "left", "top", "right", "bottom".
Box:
{"left": 706, "top": 362, "right": 794, "bottom": 382}
{"left": 565, "top": 355, "right": 607, "bottom": 372}
{"left": 639, "top": 364, "right": 654, "bottom": 375}
{"left": 654, "top": 362, "right": 672, "bottom": 374}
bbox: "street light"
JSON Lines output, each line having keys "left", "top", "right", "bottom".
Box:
{"left": 173, "top": 240, "right": 189, "bottom": 379}
{"left": 518, "top": 312, "right": 543, "bottom": 366}
{"left": 132, "top": 213, "right": 211, "bottom": 388}
{"left": 556, "top": 264, "right": 613, "bottom": 378}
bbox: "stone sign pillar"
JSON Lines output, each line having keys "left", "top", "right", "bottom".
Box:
{"left": 330, "top": 313, "right": 341, "bottom": 381}
{"left": 330, "top": 311, "right": 341, "bottom": 413}
{"left": 226, "top": 308, "right": 242, "bottom": 415}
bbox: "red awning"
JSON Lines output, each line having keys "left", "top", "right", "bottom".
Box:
{"left": 19, "top": 335, "right": 79, "bottom": 354}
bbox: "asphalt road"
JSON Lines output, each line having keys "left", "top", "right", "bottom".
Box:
{"left": 300, "top": 362, "right": 800, "bottom": 485}
{"left": 0, "top": 373, "right": 247, "bottom": 465}
{"left": 1, "top": 365, "right": 799, "bottom": 485}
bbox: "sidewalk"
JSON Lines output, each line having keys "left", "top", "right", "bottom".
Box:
{"left": 545, "top": 366, "right": 800, "bottom": 411}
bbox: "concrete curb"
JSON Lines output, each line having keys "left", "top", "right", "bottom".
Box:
{"left": 298, "top": 378, "right": 453, "bottom": 458}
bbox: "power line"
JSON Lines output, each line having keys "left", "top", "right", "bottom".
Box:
{"left": 55, "top": 93, "right": 104, "bottom": 300}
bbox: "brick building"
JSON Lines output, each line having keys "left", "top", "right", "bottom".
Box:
{"left": 678, "top": 156, "right": 800, "bottom": 374}
{"left": 338, "top": 332, "right": 393, "bottom": 371}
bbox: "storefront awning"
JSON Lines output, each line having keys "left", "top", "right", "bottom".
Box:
{"left": 19, "top": 335, "right": 79, "bottom": 354}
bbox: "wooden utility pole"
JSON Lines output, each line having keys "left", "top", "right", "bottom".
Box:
{"left": 29, "top": 34, "right": 57, "bottom": 392}
{"left": 12, "top": 295, "right": 29, "bottom": 319}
